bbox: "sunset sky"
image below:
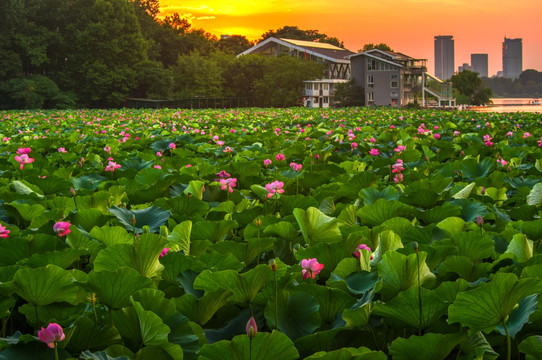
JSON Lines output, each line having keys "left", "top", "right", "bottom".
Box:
{"left": 159, "top": 0, "right": 542, "bottom": 77}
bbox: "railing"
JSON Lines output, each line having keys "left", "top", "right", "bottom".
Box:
{"left": 126, "top": 97, "right": 262, "bottom": 109}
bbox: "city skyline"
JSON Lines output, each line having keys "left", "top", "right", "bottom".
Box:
{"left": 158, "top": 0, "right": 542, "bottom": 77}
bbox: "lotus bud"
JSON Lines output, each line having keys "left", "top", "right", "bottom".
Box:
{"left": 480, "top": 187, "right": 486, "bottom": 195}
{"left": 269, "top": 259, "right": 277, "bottom": 271}
{"left": 477, "top": 216, "right": 484, "bottom": 228}
{"left": 411, "top": 241, "right": 419, "bottom": 253}
{"left": 131, "top": 216, "right": 136, "bottom": 225}
{"left": 255, "top": 218, "right": 262, "bottom": 227}
{"left": 160, "top": 225, "right": 169, "bottom": 238}
{"left": 70, "top": 187, "right": 76, "bottom": 197}
{"left": 246, "top": 316, "right": 257, "bottom": 338}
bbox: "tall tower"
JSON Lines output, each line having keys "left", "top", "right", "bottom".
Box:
{"left": 471, "top": 54, "right": 488, "bottom": 78}
{"left": 434, "top": 35, "right": 454, "bottom": 80}
{"left": 502, "top": 37, "right": 522, "bottom": 79}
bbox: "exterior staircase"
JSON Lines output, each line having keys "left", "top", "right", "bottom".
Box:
{"left": 422, "top": 73, "right": 455, "bottom": 107}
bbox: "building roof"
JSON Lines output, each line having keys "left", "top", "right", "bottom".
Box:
{"left": 238, "top": 37, "right": 354, "bottom": 63}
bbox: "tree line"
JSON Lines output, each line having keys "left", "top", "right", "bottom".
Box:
{"left": 0, "top": 0, "right": 334, "bottom": 109}
{"left": 484, "top": 70, "right": 542, "bottom": 98}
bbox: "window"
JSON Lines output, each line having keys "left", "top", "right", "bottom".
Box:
{"left": 323, "top": 97, "right": 329, "bottom": 104}
{"left": 367, "top": 75, "right": 374, "bottom": 88}
{"left": 391, "top": 81, "right": 398, "bottom": 88}
{"left": 391, "top": 91, "right": 399, "bottom": 98}
{"left": 323, "top": 83, "right": 329, "bottom": 90}
{"left": 367, "top": 92, "right": 374, "bottom": 104}
{"left": 314, "top": 84, "right": 319, "bottom": 91}
{"left": 305, "top": 83, "right": 312, "bottom": 90}
{"left": 391, "top": 74, "right": 398, "bottom": 80}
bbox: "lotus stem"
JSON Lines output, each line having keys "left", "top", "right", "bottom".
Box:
{"left": 415, "top": 246, "right": 423, "bottom": 336}
{"left": 503, "top": 321, "right": 511, "bottom": 360}
{"left": 54, "top": 343, "right": 59, "bottom": 360}
{"left": 274, "top": 271, "right": 278, "bottom": 330}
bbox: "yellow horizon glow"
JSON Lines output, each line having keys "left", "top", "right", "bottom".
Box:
{"left": 159, "top": 0, "right": 542, "bottom": 76}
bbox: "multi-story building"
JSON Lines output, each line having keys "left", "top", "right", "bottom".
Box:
{"left": 458, "top": 63, "right": 473, "bottom": 73}
{"left": 471, "top": 54, "right": 488, "bottom": 78}
{"left": 503, "top": 37, "right": 522, "bottom": 79}
{"left": 238, "top": 37, "right": 354, "bottom": 107}
{"left": 350, "top": 49, "right": 455, "bottom": 107}
{"left": 434, "top": 35, "right": 455, "bottom": 80}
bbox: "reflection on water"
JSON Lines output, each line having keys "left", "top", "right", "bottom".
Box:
{"left": 473, "top": 98, "right": 541, "bottom": 113}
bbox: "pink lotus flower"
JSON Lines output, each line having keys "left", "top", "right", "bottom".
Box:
{"left": 14, "top": 154, "right": 34, "bottom": 170}
{"left": 0, "top": 225, "right": 9, "bottom": 238}
{"left": 497, "top": 158, "right": 508, "bottom": 167}
{"left": 215, "top": 170, "right": 231, "bottom": 181}
{"left": 301, "top": 258, "right": 324, "bottom": 279}
{"left": 159, "top": 247, "right": 170, "bottom": 258}
{"left": 263, "top": 159, "right": 272, "bottom": 167}
{"left": 38, "top": 323, "right": 65, "bottom": 349}
{"left": 58, "top": 147, "right": 67, "bottom": 153}
{"left": 105, "top": 161, "right": 121, "bottom": 172}
{"left": 265, "top": 180, "right": 285, "bottom": 198}
{"left": 369, "top": 148, "right": 380, "bottom": 156}
{"left": 354, "top": 244, "right": 373, "bottom": 260}
{"left": 392, "top": 159, "right": 404, "bottom": 173}
{"left": 169, "top": 143, "right": 176, "bottom": 149}
{"left": 246, "top": 316, "right": 257, "bottom": 338}
{"left": 53, "top": 222, "right": 71, "bottom": 237}
{"left": 220, "top": 178, "right": 237, "bottom": 193}
{"left": 369, "top": 137, "right": 376, "bottom": 143}
{"left": 16, "top": 148, "right": 31, "bottom": 155}
{"left": 351, "top": 142, "right": 358, "bottom": 149}
{"left": 453, "top": 131, "right": 461, "bottom": 136}
{"left": 223, "top": 146, "right": 233, "bottom": 153}
{"left": 394, "top": 145, "right": 406, "bottom": 153}
{"left": 523, "top": 132, "right": 531, "bottom": 139}
{"left": 433, "top": 133, "right": 441, "bottom": 140}
{"left": 290, "top": 162, "right": 302, "bottom": 172}
{"left": 275, "top": 153, "right": 285, "bottom": 161}
{"left": 393, "top": 173, "right": 404, "bottom": 183}
{"left": 104, "top": 146, "right": 111, "bottom": 154}
{"left": 154, "top": 165, "right": 162, "bottom": 169}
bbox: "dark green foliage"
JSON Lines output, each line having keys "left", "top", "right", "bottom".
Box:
{"left": 450, "top": 70, "right": 493, "bottom": 105}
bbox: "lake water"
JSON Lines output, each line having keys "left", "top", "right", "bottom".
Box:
{"left": 472, "top": 98, "right": 542, "bottom": 113}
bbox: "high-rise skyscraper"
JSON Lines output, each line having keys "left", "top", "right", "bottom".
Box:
{"left": 471, "top": 54, "right": 488, "bottom": 78}
{"left": 434, "top": 35, "right": 454, "bottom": 80}
{"left": 502, "top": 37, "right": 522, "bottom": 79}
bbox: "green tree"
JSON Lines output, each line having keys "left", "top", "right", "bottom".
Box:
{"left": 450, "top": 70, "right": 493, "bottom": 105}
{"left": 260, "top": 26, "right": 344, "bottom": 48}
{"left": 360, "top": 43, "right": 393, "bottom": 52}
{"left": 223, "top": 54, "right": 269, "bottom": 98}
{"left": 172, "top": 51, "right": 226, "bottom": 99}
{"left": 64, "top": 0, "right": 148, "bottom": 107}
{"left": 217, "top": 35, "right": 253, "bottom": 55}
{"left": 332, "top": 79, "right": 364, "bottom": 107}
{"left": 254, "top": 56, "right": 323, "bottom": 107}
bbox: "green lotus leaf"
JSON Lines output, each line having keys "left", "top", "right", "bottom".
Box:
{"left": 199, "top": 330, "right": 299, "bottom": 360}
{"left": 526, "top": 182, "right": 542, "bottom": 206}
{"left": 26, "top": 249, "right": 88, "bottom": 269}
{"left": 329, "top": 268, "right": 378, "bottom": 296}
{"left": 372, "top": 286, "right": 448, "bottom": 329}
{"left": 231, "top": 161, "right": 261, "bottom": 180}
{"left": 174, "top": 289, "right": 232, "bottom": 326}
{"left": 293, "top": 207, "right": 342, "bottom": 246}
{"left": 196, "top": 251, "right": 244, "bottom": 271}
{"left": 280, "top": 195, "right": 320, "bottom": 215}
{"left": 184, "top": 180, "right": 205, "bottom": 200}
{"left": 448, "top": 272, "right": 542, "bottom": 334}
{"left": 403, "top": 189, "right": 441, "bottom": 208}
{"left": 90, "top": 226, "right": 133, "bottom": 246}
{"left": 77, "top": 191, "right": 113, "bottom": 212}
{"left": 72, "top": 208, "right": 110, "bottom": 231}
{"left": 417, "top": 203, "right": 462, "bottom": 225}
{"left": 18, "top": 302, "right": 85, "bottom": 327}
{"left": 297, "top": 284, "right": 356, "bottom": 326}
{"left": 168, "top": 221, "right": 192, "bottom": 255}
{"left": 437, "top": 255, "right": 490, "bottom": 282}
{"left": 28, "top": 175, "right": 71, "bottom": 195}
{"left": 108, "top": 205, "right": 171, "bottom": 234}
{"left": 134, "top": 344, "right": 183, "bottom": 360}
{"left": 5, "top": 201, "right": 46, "bottom": 224}
{"left": 86, "top": 267, "right": 153, "bottom": 309}
{"left": 67, "top": 317, "right": 122, "bottom": 353}
{"left": 121, "top": 158, "right": 154, "bottom": 171}
{"left": 135, "top": 167, "right": 169, "bottom": 186}
{"left": 377, "top": 250, "right": 436, "bottom": 300}
{"left": 451, "top": 182, "right": 476, "bottom": 200}
{"left": 264, "top": 221, "right": 299, "bottom": 241}
{"left": 93, "top": 244, "right": 132, "bottom": 272}
{"left": 436, "top": 216, "right": 466, "bottom": 237}
{"left": 211, "top": 238, "right": 274, "bottom": 266}
{"left": 495, "top": 294, "right": 539, "bottom": 338}
{"left": 0, "top": 236, "right": 31, "bottom": 266}
{"left": 304, "top": 347, "right": 386, "bottom": 360}
{"left": 160, "top": 252, "right": 194, "bottom": 284}
{"left": 191, "top": 220, "right": 238, "bottom": 243}
{"left": 336, "top": 172, "right": 379, "bottom": 200}
{"left": 519, "top": 219, "right": 542, "bottom": 240}
{"left": 371, "top": 230, "right": 404, "bottom": 265}
{"left": 130, "top": 297, "right": 170, "bottom": 346}
{"left": 505, "top": 233, "right": 533, "bottom": 262}
{"left": 521, "top": 264, "right": 542, "bottom": 279}
{"left": 519, "top": 335, "right": 542, "bottom": 360}
{"left": 337, "top": 204, "right": 358, "bottom": 228}
{"left": 373, "top": 217, "right": 413, "bottom": 238}
{"left": 79, "top": 350, "right": 130, "bottom": 360}
{"left": 389, "top": 332, "right": 467, "bottom": 360}
{"left": 452, "top": 232, "right": 494, "bottom": 261}
{"left": 155, "top": 196, "right": 209, "bottom": 221}
{"left": 342, "top": 303, "right": 371, "bottom": 329}
{"left": 457, "top": 200, "right": 491, "bottom": 222}
{"left": 71, "top": 174, "right": 107, "bottom": 191}
{"left": 356, "top": 199, "right": 414, "bottom": 227}
{"left": 131, "top": 233, "right": 167, "bottom": 278}
{"left": 12, "top": 265, "right": 79, "bottom": 306}
{"left": 193, "top": 264, "right": 272, "bottom": 305}
{"left": 459, "top": 332, "right": 499, "bottom": 360}
{"left": 460, "top": 157, "right": 494, "bottom": 179}
{"left": 9, "top": 180, "right": 44, "bottom": 199}
{"left": 359, "top": 186, "right": 399, "bottom": 205}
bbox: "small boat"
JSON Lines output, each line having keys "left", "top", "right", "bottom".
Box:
{"left": 533, "top": 99, "right": 540, "bottom": 105}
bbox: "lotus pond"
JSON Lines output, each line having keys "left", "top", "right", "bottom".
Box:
{"left": 0, "top": 107, "right": 542, "bottom": 360}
